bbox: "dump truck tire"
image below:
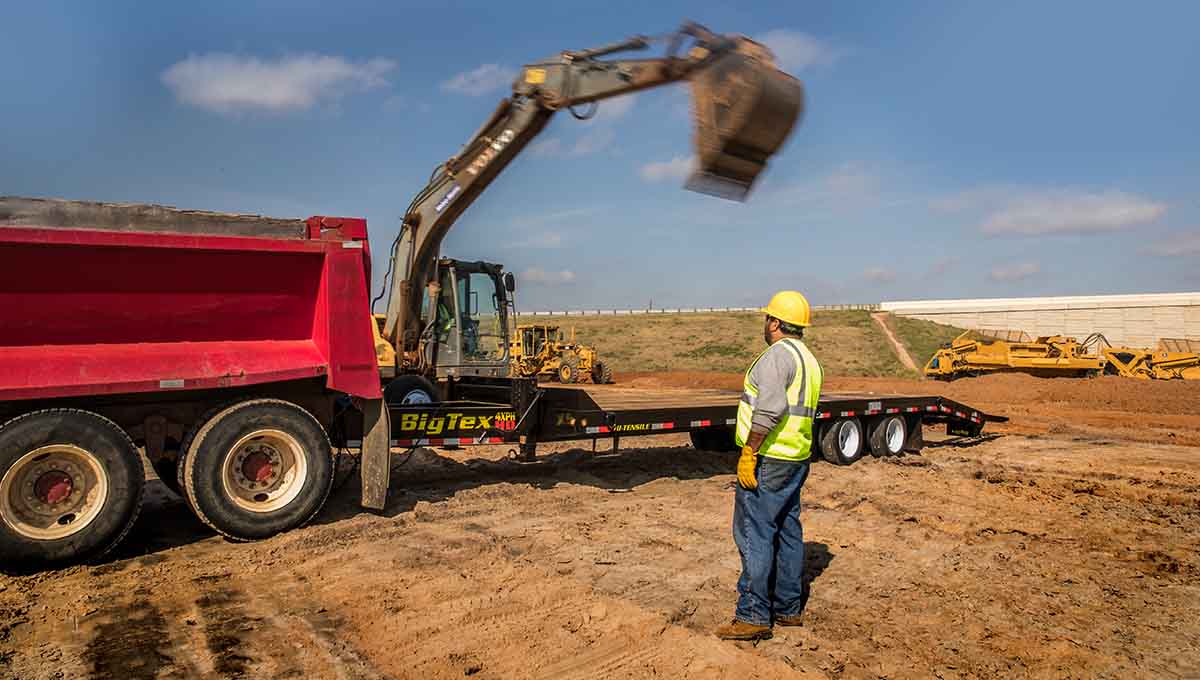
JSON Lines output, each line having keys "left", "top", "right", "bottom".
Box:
{"left": 867, "top": 416, "right": 907, "bottom": 457}
{"left": 180, "top": 399, "right": 333, "bottom": 541}
{"left": 0, "top": 409, "right": 144, "bottom": 571}
{"left": 819, "top": 418, "right": 864, "bottom": 466}
{"left": 384, "top": 375, "right": 438, "bottom": 405}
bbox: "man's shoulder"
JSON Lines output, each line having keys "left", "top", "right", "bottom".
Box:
{"left": 751, "top": 341, "right": 800, "bottom": 377}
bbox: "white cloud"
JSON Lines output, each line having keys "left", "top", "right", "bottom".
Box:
{"left": 935, "top": 186, "right": 1167, "bottom": 236}
{"left": 862, "top": 267, "right": 897, "bottom": 283}
{"left": 758, "top": 29, "right": 844, "bottom": 72}
{"left": 440, "top": 63, "right": 516, "bottom": 96}
{"left": 507, "top": 231, "right": 566, "bottom": 249}
{"left": 521, "top": 267, "right": 576, "bottom": 285}
{"left": 1143, "top": 231, "right": 1200, "bottom": 256}
{"left": 989, "top": 261, "right": 1040, "bottom": 282}
{"left": 639, "top": 155, "right": 695, "bottom": 183}
{"left": 162, "top": 53, "right": 395, "bottom": 114}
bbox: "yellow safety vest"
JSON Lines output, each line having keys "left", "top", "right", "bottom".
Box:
{"left": 735, "top": 338, "right": 823, "bottom": 462}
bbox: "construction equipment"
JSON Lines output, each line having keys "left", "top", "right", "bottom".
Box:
{"left": 510, "top": 324, "right": 613, "bottom": 384}
{"left": 0, "top": 23, "right": 1009, "bottom": 570}
{"left": 1101, "top": 339, "right": 1200, "bottom": 380}
{"left": 924, "top": 331, "right": 1106, "bottom": 379}
{"left": 925, "top": 330, "right": 1200, "bottom": 380}
{"left": 376, "top": 21, "right": 803, "bottom": 391}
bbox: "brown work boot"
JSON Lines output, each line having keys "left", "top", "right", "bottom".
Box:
{"left": 774, "top": 613, "right": 804, "bottom": 627}
{"left": 715, "top": 619, "right": 772, "bottom": 641}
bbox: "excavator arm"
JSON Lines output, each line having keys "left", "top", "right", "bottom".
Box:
{"left": 380, "top": 21, "right": 804, "bottom": 363}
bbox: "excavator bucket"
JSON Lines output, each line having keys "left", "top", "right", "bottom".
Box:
{"left": 687, "top": 45, "right": 804, "bottom": 201}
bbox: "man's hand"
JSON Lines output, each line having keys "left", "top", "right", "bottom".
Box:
{"left": 737, "top": 444, "right": 758, "bottom": 490}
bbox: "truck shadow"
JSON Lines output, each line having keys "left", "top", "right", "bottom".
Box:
{"left": 317, "top": 444, "right": 746, "bottom": 524}
{"left": 97, "top": 444, "right": 846, "bottom": 569}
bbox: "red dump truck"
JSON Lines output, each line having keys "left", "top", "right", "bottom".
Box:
{"left": 0, "top": 198, "right": 384, "bottom": 568}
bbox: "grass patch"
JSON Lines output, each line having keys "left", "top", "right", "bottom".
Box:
{"left": 516, "top": 311, "right": 911, "bottom": 377}
{"left": 887, "top": 313, "right": 967, "bottom": 368}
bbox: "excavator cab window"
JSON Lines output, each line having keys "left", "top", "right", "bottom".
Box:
{"left": 457, "top": 270, "right": 506, "bottom": 364}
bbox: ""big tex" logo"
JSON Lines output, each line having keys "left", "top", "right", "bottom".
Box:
{"left": 398, "top": 412, "right": 515, "bottom": 436}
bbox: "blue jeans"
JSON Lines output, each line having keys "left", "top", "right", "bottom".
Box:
{"left": 733, "top": 457, "right": 810, "bottom": 626}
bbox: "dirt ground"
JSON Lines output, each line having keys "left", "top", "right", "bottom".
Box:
{"left": 2, "top": 374, "right": 1199, "bottom": 679}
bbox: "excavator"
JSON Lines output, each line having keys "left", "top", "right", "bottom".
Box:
{"left": 369, "top": 21, "right": 803, "bottom": 404}
{"left": 352, "top": 21, "right": 803, "bottom": 509}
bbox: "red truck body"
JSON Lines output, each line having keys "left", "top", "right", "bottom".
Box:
{"left": 0, "top": 215, "right": 381, "bottom": 403}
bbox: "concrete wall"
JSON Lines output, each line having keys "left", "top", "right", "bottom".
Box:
{"left": 880, "top": 292, "right": 1200, "bottom": 347}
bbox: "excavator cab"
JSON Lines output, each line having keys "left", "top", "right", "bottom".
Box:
{"left": 686, "top": 40, "right": 804, "bottom": 200}
{"left": 427, "top": 259, "right": 513, "bottom": 379}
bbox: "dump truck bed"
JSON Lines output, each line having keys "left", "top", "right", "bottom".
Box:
{"left": 0, "top": 197, "right": 381, "bottom": 402}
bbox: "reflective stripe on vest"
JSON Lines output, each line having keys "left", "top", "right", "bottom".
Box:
{"left": 735, "top": 338, "right": 823, "bottom": 462}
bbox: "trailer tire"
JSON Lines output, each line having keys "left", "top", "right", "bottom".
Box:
{"left": 818, "top": 418, "right": 864, "bottom": 466}
{"left": 384, "top": 375, "right": 438, "bottom": 405}
{"left": 181, "top": 399, "right": 333, "bottom": 541}
{"left": 867, "top": 416, "right": 907, "bottom": 457}
{"left": 0, "top": 409, "right": 144, "bottom": 570}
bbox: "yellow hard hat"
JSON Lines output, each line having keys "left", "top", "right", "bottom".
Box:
{"left": 762, "top": 291, "right": 812, "bottom": 327}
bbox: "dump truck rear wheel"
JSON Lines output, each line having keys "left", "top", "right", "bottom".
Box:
{"left": 0, "top": 409, "right": 144, "bottom": 570}
{"left": 819, "top": 418, "right": 864, "bottom": 465}
{"left": 181, "top": 399, "right": 333, "bottom": 541}
{"left": 867, "top": 416, "right": 907, "bottom": 457}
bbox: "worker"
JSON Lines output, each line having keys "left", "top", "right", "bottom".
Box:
{"left": 716, "top": 291, "right": 823, "bottom": 641}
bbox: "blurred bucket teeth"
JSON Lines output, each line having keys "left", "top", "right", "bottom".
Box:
{"left": 688, "top": 48, "right": 804, "bottom": 201}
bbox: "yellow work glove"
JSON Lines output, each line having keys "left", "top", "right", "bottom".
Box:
{"left": 737, "top": 445, "right": 758, "bottom": 490}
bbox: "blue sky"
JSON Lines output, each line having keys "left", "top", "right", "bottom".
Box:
{"left": 2, "top": 1, "right": 1198, "bottom": 311}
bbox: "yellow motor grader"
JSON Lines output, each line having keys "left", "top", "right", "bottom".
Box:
{"left": 509, "top": 324, "right": 613, "bottom": 384}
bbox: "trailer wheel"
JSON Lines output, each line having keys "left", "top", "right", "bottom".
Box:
{"left": 181, "top": 399, "right": 333, "bottom": 541}
{"left": 867, "top": 416, "right": 907, "bottom": 457}
{"left": 384, "top": 375, "right": 438, "bottom": 405}
{"left": 818, "top": 418, "right": 864, "bottom": 466}
{"left": 0, "top": 410, "right": 144, "bottom": 569}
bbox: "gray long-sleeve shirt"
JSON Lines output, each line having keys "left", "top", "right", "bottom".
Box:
{"left": 747, "top": 338, "right": 819, "bottom": 435}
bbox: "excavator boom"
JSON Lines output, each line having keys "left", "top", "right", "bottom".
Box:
{"left": 380, "top": 22, "right": 804, "bottom": 364}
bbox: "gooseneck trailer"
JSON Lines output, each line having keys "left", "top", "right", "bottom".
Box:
{"left": 0, "top": 199, "right": 1004, "bottom": 570}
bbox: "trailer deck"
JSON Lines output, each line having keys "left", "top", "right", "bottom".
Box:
{"left": 380, "top": 381, "right": 1006, "bottom": 456}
